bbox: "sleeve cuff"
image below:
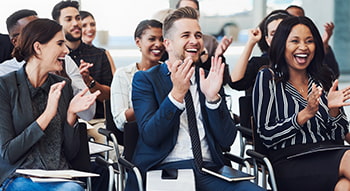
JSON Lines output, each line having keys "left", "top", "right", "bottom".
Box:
{"left": 168, "top": 93, "right": 185, "bottom": 110}
{"left": 205, "top": 94, "right": 222, "bottom": 109}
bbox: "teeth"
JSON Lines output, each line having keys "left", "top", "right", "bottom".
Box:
{"left": 295, "top": 54, "right": 307, "bottom": 58}
{"left": 152, "top": 50, "right": 160, "bottom": 53}
{"left": 186, "top": 49, "right": 197, "bottom": 52}
{"left": 57, "top": 57, "right": 65, "bottom": 62}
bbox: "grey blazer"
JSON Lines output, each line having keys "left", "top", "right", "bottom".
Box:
{"left": 0, "top": 66, "right": 80, "bottom": 185}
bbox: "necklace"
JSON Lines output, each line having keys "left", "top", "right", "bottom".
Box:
{"left": 289, "top": 80, "right": 307, "bottom": 94}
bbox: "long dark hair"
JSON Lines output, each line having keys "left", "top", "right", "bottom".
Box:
{"left": 269, "top": 16, "right": 333, "bottom": 91}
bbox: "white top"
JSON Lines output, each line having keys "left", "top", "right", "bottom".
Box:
{"left": 0, "top": 55, "right": 96, "bottom": 121}
{"left": 162, "top": 74, "right": 221, "bottom": 164}
{"left": 110, "top": 63, "right": 138, "bottom": 131}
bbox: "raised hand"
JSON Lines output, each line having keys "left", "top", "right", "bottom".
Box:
{"left": 297, "top": 83, "right": 322, "bottom": 125}
{"left": 37, "top": 81, "right": 66, "bottom": 130}
{"left": 67, "top": 88, "right": 101, "bottom": 125}
{"left": 46, "top": 81, "right": 66, "bottom": 119}
{"left": 248, "top": 28, "right": 262, "bottom": 45}
{"left": 327, "top": 79, "right": 350, "bottom": 110}
{"left": 79, "top": 59, "right": 94, "bottom": 84}
{"left": 305, "top": 83, "right": 322, "bottom": 116}
{"left": 199, "top": 55, "right": 225, "bottom": 101}
{"left": 322, "top": 22, "right": 334, "bottom": 53}
{"left": 169, "top": 57, "right": 195, "bottom": 103}
{"left": 215, "top": 36, "right": 233, "bottom": 57}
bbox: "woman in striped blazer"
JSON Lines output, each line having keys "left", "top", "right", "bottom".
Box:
{"left": 253, "top": 16, "right": 350, "bottom": 191}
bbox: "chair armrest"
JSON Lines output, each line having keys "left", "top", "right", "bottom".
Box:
{"left": 246, "top": 149, "right": 267, "bottom": 164}
{"left": 223, "top": 152, "right": 246, "bottom": 164}
{"left": 118, "top": 157, "right": 144, "bottom": 191}
{"left": 237, "top": 125, "right": 253, "bottom": 139}
{"left": 98, "top": 128, "right": 114, "bottom": 140}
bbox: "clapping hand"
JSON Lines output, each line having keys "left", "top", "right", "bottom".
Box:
{"left": 79, "top": 59, "right": 94, "bottom": 84}
{"left": 199, "top": 55, "right": 225, "bottom": 101}
{"left": 215, "top": 36, "right": 233, "bottom": 57}
{"left": 169, "top": 57, "right": 195, "bottom": 103}
{"left": 305, "top": 83, "right": 322, "bottom": 116}
{"left": 67, "top": 87, "right": 100, "bottom": 125}
{"left": 327, "top": 79, "right": 350, "bottom": 110}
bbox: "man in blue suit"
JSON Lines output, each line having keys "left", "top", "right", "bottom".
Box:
{"left": 127, "top": 7, "right": 265, "bottom": 191}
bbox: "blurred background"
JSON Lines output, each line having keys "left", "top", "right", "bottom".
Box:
{"left": 1, "top": 0, "right": 348, "bottom": 73}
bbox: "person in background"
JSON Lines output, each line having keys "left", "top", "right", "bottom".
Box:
{"left": 0, "top": 33, "right": 13, "bottom": 63}
{"left": 80, "top": 10, "right": 116, "bottom": 74}
{"left": 0, "top": 18, "right": 99, "bottom": 191}
{"left": 126, "top": 7, "right": 265, "bottom": 191}
{"left": 110, "top": 19, "right": 164, "bottom": 131}
{"left": 229, "top": 10, "right": 291, "bottom": 95}
{"left": 0, "top": 9, "right": 96, "bottom": 121}
{"left": 286, "top": 4, "right": 339, "bottom": 78}
{"left": 52, "top": 0, "right": 112, "bottom": 120}
{"left": 253, "top": 16, "right": 350, "bottom": 191}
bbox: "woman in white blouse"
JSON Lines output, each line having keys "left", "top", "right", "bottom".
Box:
{"left": 110, "top": 19, "right": 165, "bottom": 131}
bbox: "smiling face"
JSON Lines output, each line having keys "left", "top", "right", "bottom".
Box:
{"left": 38, "top": 31, "right": 69, "bottom": 72}
{"left": 59, "top": 6, "right": 82, "bottom": 42}
{"left": 285, "top": 24, "right": 315, "bottom": 74}
{"left": 164, "top": 18, "right": 203, "bottom": 64}
{"left": 135, "top": 27, "right": 165, "bottom": 63}
{"left": 81, "top": 15, "right": 96, "bottom": 45}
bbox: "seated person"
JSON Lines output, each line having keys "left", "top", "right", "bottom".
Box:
{"left": 229, "top": 10, "right": 291, "bottom": 95}
{"left": 125, "top": 7, "right": 264, "bottom": 191}
{"left": 110, "top": 19, "right": 165, "bottom": 131}
{"left": 0, "top": 33, "right": 13, "bottom": 63}
{"left": 253, "top": 16, "right": 350, "bottom": 191}
{"left": 80, "top": 10, "right": 116, "bottom": 75}
{"left": 0, "top": 8, "right": 96, "bottom": 121}
{"left": 0, "top": 19, "right": 99, "bottom": 191}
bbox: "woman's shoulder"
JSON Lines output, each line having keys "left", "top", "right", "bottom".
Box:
{"left": 257, "top": 67, "right": 274, "bottom": 78}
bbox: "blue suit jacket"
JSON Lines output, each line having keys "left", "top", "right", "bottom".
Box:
{"left": 0, "top": 66, "right": 80, "bottom": 185}
{"left": 127, "top": 63, "right": 237, "bottom": 190}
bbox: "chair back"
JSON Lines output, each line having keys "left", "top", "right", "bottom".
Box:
{"left": 238, "top": 96, "right": 254, "bottom": 142}
{"left": 104, "top": 99, "right": 124, "bottom": 146}
{"left": 123, "top": 121, "right": 139, "bottom": 161}
{"left": 239, "top": 95, "right": 269, "bottom": 155}
{"left": 69, "top": 122, "right": 92, "bottom": 172}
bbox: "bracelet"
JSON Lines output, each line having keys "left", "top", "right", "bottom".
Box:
{"left": 207, "top": 94, "right": 221, "bottom": 104}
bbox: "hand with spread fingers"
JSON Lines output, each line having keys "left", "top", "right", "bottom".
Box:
{"left": 327, "top": 80, "right": 350, "bottom": 116}
{"left": 215, "top": 36, "right": 233, "bottom": 57}
{"left": 199, "top": 55, "right": 225, "bottom": 101}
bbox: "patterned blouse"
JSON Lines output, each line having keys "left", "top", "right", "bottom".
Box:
{"left": 253, "top": 68, "right": 349, "bottom": 150}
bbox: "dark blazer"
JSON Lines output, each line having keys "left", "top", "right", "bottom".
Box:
{"left": 126, "top": 63, "right": 237, "bottom": 190}
{"left": 0, "top": 66, "right": 80, "bottom": 185}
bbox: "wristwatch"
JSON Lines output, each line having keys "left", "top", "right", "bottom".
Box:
{"left": 207, "top": 94, "right": 222, "bottom": 104}
{"left": 88, "top": 79, "right": 96, "bottom": 89}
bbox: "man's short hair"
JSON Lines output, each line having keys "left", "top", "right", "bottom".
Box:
{"left": 52, "top": 0, "right": 79, "bottom": 21}
{"left": 163, "top": 6, "right": 198, "bottom": 39}
{"left": 6, "top": 9, "right": 37, "bottom": 33}
{"left": 175, "top": 0, "right": 199, "bottom": 11}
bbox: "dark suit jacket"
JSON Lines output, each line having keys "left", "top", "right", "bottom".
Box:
{"left": 126, "top": 63, "right": 237, "bottom": 190}
{"left": 0, "top": 66, "right": 80, "bottom": 185}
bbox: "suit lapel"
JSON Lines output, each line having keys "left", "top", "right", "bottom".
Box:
{"left": 15, "top": 67, "right": 35, "bottom": 132}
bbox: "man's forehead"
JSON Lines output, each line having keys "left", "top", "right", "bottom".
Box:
{"left": 172, "top": 18, "right": 201, "bottom": 33}
{"left": 60, "top": 7, "right": 79, "bottom": 18}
